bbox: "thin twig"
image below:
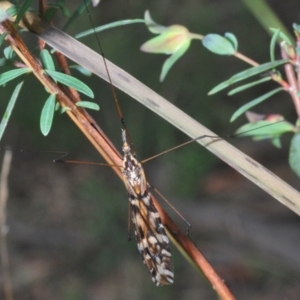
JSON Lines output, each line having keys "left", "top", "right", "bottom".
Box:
{"left": 0, "top": 151, "right": 13, "bottom": 300}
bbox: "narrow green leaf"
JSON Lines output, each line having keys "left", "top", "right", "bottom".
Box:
{"left": 0, "top": 6, "right": 10, "bottom": 22}
{"left": 76, "top": 101, "right": 100, "bottom": 110}
{"left": 230, "top": 87, "right": 284, "bottom": 122}
{"left": 269, "top": 27, "right": 292, "bottom": 46}
{"left": 63, "top": 0, "right": 92, "bottom": 30}
{"left": 270, "top": 136, "right": 282, "bottom": 148}
{"left": 40, "top": 49, "right": 55, "bottom": 71}
{"left": 0, "top": 58, "right": 7, "bottom": 67}
{"left": 289, "top": 131, "right": 300, "bottom": 178}
{"left": 0, "top": 68, "right": 30, "bottom": 86}
{"left": 270, "top": 29, "right": 281, "bottom": 62}
{"left": 293, "top": 23, "right": 300, "bottom": 34}
{"left": 40, "top": 94, "right": 56, "bottom": 136}
{"left": 202, "top": 34, "right": 236, "bottom": 55}
{"left": 61, "top": 107, "right": 71, "bottom": 114}
{"left": 15, "top": 0, "right": 34, "bottom": 24}
{"left": 160, "top": 41, "right": 190, "bottom": 82}
{"left": 4, "top": 46, "right": 15, "bottom": 60}
{"left": 6, "top": 6, "right": 19, "bottom": 17}
{"left": 0, "top": 33, "right": 7, "bottom": 47}
{"left": 45, "top": 70, "right": 94, "bottom": 98}
{"left": 42, "top": 6, "right": 59, "bottom": 22}
{"left": 208, "top": 59, "right": 289, "bottom": 95}
{"left": 228, "top": 76, "right": 271, "bottom": 95}
{"left": 70, "top": 65, "right": 92, "bottom": 76}
{"left": 75, "top": 19, "right": 145, "bottom": 39}
{"left": 0, "top": 81, "right": 24, "bottom": 141}
{"left": 144, "top": 10, "right": 166, "bottom": 34}
{"left": 224, "top": 32, "right": 238, "bottom": 51}
{"left": 235, "top": 120, "right": 295, "bottom": 137}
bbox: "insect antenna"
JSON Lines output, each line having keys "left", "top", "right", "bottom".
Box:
{"left": 141, "top": 120, "right": 285, "bottom": 164}
{"left": 83, "top": 2, "right": 135, "bottom": 153}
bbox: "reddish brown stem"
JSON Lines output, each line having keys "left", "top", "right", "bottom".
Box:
{"left": 281, "top": 44, "right": 300, "bottom": 118}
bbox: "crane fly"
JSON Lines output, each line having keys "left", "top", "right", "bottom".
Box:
{"left": 83, "top": 2, "right": 175, "bottom": 286}
{"left": 121, "top": 129, "right": 174, "bottom": 286}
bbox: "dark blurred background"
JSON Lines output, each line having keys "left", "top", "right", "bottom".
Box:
{"left": 1, "top": 0, "right": 300, "bottom": 299}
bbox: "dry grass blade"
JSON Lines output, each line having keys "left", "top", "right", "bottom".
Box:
{"left": 33, "top": 22, "right": 300, "bottom": 211}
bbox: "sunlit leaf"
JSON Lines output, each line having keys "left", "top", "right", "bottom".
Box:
{"left": 141, "top": 25, "right": 190, "bottom": 54}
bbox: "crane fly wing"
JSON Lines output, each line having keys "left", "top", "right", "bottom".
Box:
{"left": 130, "top": 192, "right": 174, "bottom": 286}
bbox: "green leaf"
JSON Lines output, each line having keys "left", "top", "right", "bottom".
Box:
{"left": 0, "top": 58, "right": 7, "bottom": 67}
{"left": 208, "top": 59, "right": 289, "bottom": 95}
{"left": 63, "top": 0, "right": 92, "bottom": 30}
{"left": 0, "top": 81, "right": 24, "bottom": 141}
{"left": 70, "top": 65, "right": 92, "bottom": 76}
{"left": 6, "top": 5, "right": 19, "bottom": 17}
{"left": 289, "top": 131, "right": 300, "bottom": 178}
{"left": 224, "top": 32, "right": 238, "bottom": 51}
{"left": 235, "top": 120, "right": 295, "bottom": 137}
{"left": 45, "top": 70, "right": 94, "bottom": 98}
{"left": 15, "top": 0, "right": 34, "bottom": 25}
{"left": 0, "top": 68, "right": 30, "bottom": 86}
{"left": 75, "top": 19, "right": 145, "bottom": 39}
{"left": 270, "top": 29, "right": 281, "bottom": 62}
{"left": 4, "top": 46, "right": 15, "bottom": 60}
{"left": 0, "top": 33, "right": 7, "bottom": 47}
{"left": 42, "top": 6, "right": 60, "bottom": 23}
{"left": 76, "top": 101, "right": 100, "bottom": 110}
{"left": 202, "top": 34, "right": 236, "bottom": 55}
{"left": 160, "top": 40, "right": 190, "bottom": 82}
{"left": 269, "top": 27, "right": 292, "bottom": 46}
{"left": 144, "top": 10, "right": 167, "bottom": 34}
{"left": 270, "top": 136, "right": 281, "bottom": 148}
{"left": 228, "top": 76, "right": 271, "bottom": 95}
{"left": 0, "top": 6, "right": 10, "bottom": 22}
{"left": 61, "top": 107, "right": 71, "bottom": 114}
{"left": 40, "top": 49, "right": 55, "bottom": 71}
{"left": 230, "top": 87, "right": 284, "bottom": 122}
{"left": 293, "top": 23, "right": 300, "bottom": 34}
{"left": 40, "top": 94, "right": 56, "bottom": 136}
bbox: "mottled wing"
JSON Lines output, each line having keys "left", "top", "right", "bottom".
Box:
{"left": 130, "top": 192, "right": 174, "bottom": 286}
